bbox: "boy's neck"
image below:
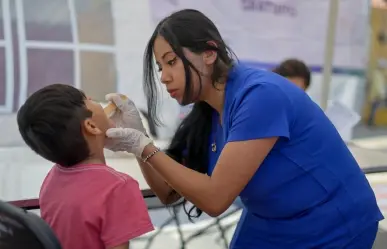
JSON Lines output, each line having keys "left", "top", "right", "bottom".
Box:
{"left": 83, "top": 139, "right": 106, "bottom": 165}
{"left": 80, "top": 155, "right": 106, "bottom": 166}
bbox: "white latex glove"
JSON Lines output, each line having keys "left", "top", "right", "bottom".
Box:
{"left": 105, "top": 127, "right": 153, "bottom": 158}
{"left": 105, "top": 93, "right": 147, "bottom": 134}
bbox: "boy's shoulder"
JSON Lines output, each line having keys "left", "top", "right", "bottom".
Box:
{"left": 57, "top": 163, "right": 136, "bottom": 182}
{"left": 94, "top": 164, "right": 140, "bottom": 190}
{"left": 40, "top": 164, "right": 140, "bottom": 198}
{"left": 81, "top": 164, "right": 136, "bottom": 183}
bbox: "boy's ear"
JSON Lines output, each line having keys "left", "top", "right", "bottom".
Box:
{"left": 83, "top": 118, "right": 102, "bottom": 135}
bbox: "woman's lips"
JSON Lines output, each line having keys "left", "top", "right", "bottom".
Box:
{"left": 168, "top": 89, "right": 178, "bottom": 98}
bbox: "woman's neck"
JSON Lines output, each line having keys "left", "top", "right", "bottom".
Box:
{"left": 202, "top": 83, "right": 225, "bottom": 116}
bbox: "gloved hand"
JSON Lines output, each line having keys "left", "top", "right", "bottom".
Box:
{"left": 105, "top": 93, "right": 147, "bottom": 135}
{"left": 105, "top": 127, "right": 153, "bottom": 158}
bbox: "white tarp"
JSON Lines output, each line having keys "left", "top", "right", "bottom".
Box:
{"left": 0, "top": 0, "right": 370, "bottom": 146}
{"left": 148, "top": 0, "right": 369, "bottom": 70}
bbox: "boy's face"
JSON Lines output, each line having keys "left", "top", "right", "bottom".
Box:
{"left": 83, "top": 97, "right": 115, "bottom": 140}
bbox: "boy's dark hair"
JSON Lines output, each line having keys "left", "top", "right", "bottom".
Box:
{"left": 17, "top": 84, "right": 92, "bottom": 167}
{"left": 273, "top": 58, "right": 311, "bottom": 89}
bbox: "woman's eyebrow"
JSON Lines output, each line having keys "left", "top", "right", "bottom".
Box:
{"left": 161, "top": 51, "right": 173, "bottom": 59}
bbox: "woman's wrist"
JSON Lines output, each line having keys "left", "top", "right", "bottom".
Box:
{"left": 141, "top": 143, "right": 160, "bottom": 162}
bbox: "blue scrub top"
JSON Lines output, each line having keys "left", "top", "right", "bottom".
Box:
{"left": 207, "top": 64, "right": 383, "bottom": 248}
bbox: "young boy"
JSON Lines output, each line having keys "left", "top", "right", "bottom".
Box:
{"left": 17, "top": 84, "right": 154, "bottom": 249}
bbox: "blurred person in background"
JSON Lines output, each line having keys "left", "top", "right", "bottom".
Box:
{"left": 367, "top": 59, "right": 387, "bottom": 126}
{"left": 273, "top": 58, "right": 311, "bottom": 91}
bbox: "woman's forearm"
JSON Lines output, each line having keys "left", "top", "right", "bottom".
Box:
{"left": 136, "top": 158, "right": 181, "bottom": 204}
{"left": 143, "top": 144, "right": 225, "bottom": 216}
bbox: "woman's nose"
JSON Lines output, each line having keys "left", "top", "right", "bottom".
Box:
{"left": 160, "top": 70, "right": 172, "bottom": 84}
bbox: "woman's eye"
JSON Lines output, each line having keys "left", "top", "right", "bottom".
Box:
{"left": 167, "top": 58, "right": 176, "bottom": 66}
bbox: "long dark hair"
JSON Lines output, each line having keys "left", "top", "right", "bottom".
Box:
{"left": 143, "top": 9, "right": 235, "bottom": 220}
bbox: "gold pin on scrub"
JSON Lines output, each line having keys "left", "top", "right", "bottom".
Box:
{"left": 211, "top": 142, "right": 217, "bottom": 152}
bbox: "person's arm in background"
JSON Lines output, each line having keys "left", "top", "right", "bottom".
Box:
{"left": 101, "top": 178, "right": 154, "bottom": 249}
{"left": 136, "top": 158, "right": 181, "bottom": 204}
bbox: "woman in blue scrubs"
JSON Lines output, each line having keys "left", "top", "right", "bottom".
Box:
{"left": 105, "top": 9, "right": 383, "bottom": 248}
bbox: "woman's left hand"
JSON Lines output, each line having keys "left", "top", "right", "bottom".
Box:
{"left": 105, "top": 127, "right": 153, "bottom": 158}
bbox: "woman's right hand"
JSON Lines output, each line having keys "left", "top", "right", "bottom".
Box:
{"left": 105, "top": 127, "right": 153, "bottom": 157}
{"left": 105, "top": 93, "right": 147, "bottom": 134}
